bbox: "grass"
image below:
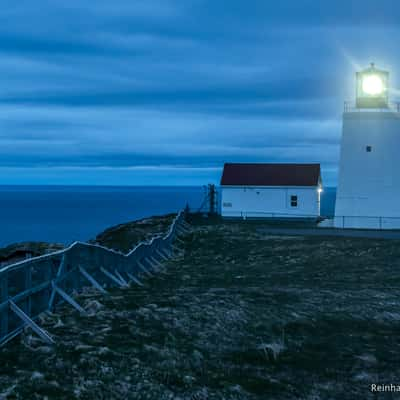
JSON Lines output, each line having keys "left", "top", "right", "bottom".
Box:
{"left": 92, "top": 214, "right": 175, "bottom": 252}
{"left": 1, "top": 217, "right": 400, "bottom": 399}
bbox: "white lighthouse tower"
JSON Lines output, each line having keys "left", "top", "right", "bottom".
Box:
{"left": 334, "top": 63, "right": 400, "bottom": 229}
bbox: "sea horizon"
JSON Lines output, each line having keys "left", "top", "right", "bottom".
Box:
{"left": 0, "top": 186, "right": 207, "bottom": 248}
{"left": 0, "top": 185, "right": 337, "bottom": 248}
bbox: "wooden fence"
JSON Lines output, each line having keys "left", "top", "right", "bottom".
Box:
{"left": 0, "top": 211, "right": 189, "bottom": 346}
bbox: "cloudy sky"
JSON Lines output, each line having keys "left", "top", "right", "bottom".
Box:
{"left": 1, "top": 0, "right": 399, "bottom": 186}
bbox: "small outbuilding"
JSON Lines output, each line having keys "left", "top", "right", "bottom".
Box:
{"left": 220, "top": 163, "right": 322, "bottom": 219}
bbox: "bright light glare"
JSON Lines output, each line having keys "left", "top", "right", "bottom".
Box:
{"left": 362, "top": 74, "right": 384, "bottom": 95}
{"left": 318, "top": 188, "right": 323, "bottom": 193}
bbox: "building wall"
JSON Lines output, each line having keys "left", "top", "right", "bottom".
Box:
{"left": 221, "top": 186, "right": 320, "bottom": 218}
{"left": 334, "top": 111, "right": 400, "bottom": 229}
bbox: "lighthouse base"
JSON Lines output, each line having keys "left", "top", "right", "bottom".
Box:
{"left": 334, "top": 216, "right": 400, "bottom": 230}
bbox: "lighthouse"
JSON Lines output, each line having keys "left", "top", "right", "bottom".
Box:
{"left": 334, "top": 64, "right": 400, "bottom": 229}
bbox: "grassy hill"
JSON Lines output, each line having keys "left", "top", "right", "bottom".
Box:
{"left": 1, "top": 216, "right": 400, "bottom": 399}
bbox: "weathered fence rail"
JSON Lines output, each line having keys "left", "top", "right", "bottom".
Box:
{"left": 0, "top": 210, "right": 190, "bottom": 346}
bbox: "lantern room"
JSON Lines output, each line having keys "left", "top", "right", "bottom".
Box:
{"left": 356, "top": 63, "right": 389, "bottom": 109}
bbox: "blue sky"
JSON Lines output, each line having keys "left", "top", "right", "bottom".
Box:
{"left": 1, "top": 1, "right": 399, "bottom": 186}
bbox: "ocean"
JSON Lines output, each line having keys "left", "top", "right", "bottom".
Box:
{"left": 0, "top": 186, "right": 336, "bottom": 248}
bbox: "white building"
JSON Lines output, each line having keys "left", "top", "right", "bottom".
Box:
{"left": 334, "top": 64, "right": 400, "bottom": 229}
{"left": 220, "top": 163, "right": 322, "bottom": 219}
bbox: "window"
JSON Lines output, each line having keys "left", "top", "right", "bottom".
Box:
{"left": 290, "top": 195, "right": 298, "bottom": 207}
{"left": 366, "top": 145, "right": 372, "bottom": 152}
{"left": 223, "top": 202, "right": 232, "bottom": 208}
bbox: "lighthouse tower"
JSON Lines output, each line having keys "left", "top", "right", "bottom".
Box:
{"left": 334, "top": 64, "right": 400, "bottom": 229}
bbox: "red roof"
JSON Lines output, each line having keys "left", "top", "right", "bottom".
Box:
{"left": 220, "top": 163, "right": 321, "bottom": 187}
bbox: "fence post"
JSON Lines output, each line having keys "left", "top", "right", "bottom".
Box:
{"left": 23, "top": 266, "right": 32, "bottom": 316}
{"left": 0, "top": 273, "right": 8, "bottom": 339}
{"left": 71, "top": 267, "right": 80, "bottom": 295}
{"left": 44, "top": 260, "right": 53, "bottom": 311}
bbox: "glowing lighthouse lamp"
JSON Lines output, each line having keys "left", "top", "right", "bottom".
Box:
{"left": 363, "top": 75, "right": 383, "bottom": 95}
{"left": 356, "top": 63, "right": 389, "bottom": 108}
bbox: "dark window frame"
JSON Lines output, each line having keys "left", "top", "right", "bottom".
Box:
{"left": 290, "top": 195, "right": 298, "bottom": 207}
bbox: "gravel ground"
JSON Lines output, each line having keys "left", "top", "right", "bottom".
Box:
{"left": 1, "top": 218, "right": 400, "bottom": 399}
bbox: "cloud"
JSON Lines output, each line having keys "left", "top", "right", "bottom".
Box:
{"left": 0, "top": 1, "right": 399, "bottom": 186}
{"left": 0, "top": 165, "right": 221, "bottom": 186}
{"left": 0, "top": 104, "right": 340, "bottom": 180}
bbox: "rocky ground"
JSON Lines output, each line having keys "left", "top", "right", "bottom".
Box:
{"left": 2, "top": 217, "right": 400, "bottom": 399}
